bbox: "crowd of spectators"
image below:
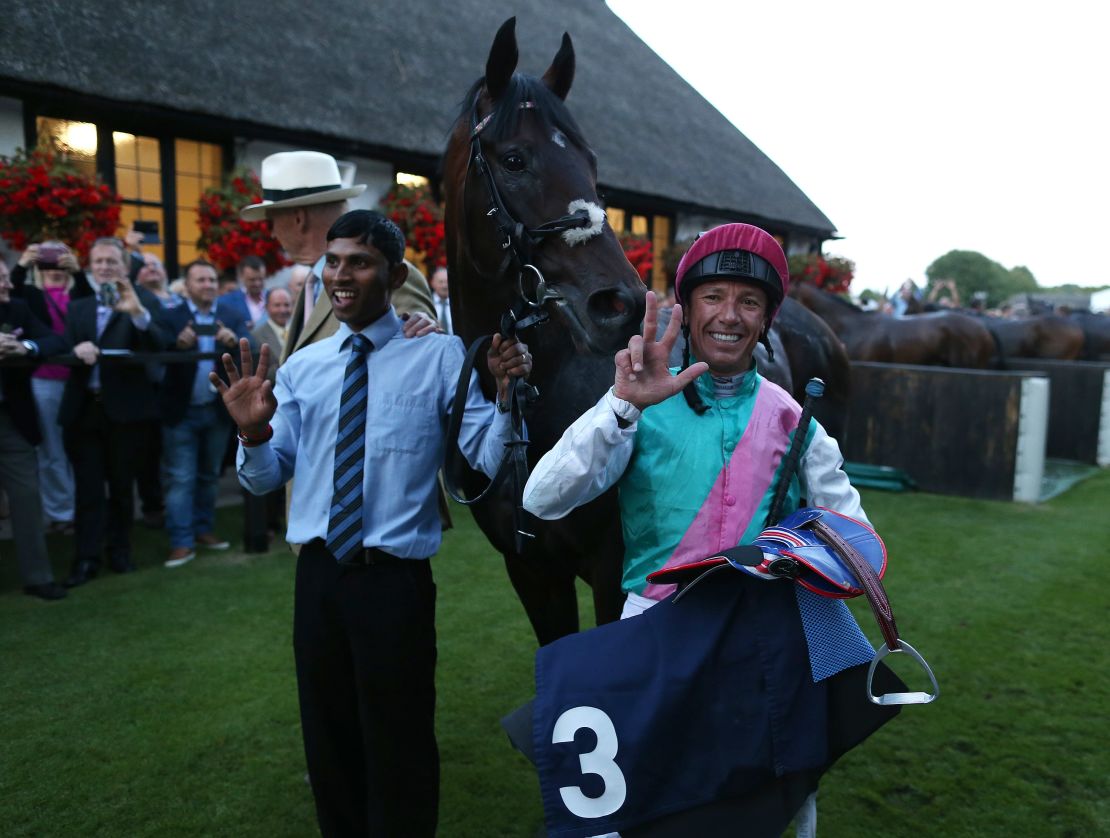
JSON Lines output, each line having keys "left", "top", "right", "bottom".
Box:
{"left": 0, "top": 234, "right": 300, "bottom": 599}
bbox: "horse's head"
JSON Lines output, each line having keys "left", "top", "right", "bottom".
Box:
{"left": 443, "top": 17, "right": 645, "bottom": 360}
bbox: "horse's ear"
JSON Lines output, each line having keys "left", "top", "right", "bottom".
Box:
{"left": 485, "top": 17, "right": 519, "bottom": 101}
{"left": 542, "top": 32, "right": 575, "bottom": 100}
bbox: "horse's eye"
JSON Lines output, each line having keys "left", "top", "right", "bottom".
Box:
{"left": 501, "top": 152, "right": 526, "bottom": 172}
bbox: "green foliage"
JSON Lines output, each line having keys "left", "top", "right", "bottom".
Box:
{"left": 926, "top": 250, "right": 1039, "bottom": 308}
{"left": 4, "top": 476, "right": 1110, "bottom": 836}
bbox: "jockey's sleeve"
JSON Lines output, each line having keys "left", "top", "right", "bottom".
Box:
{"left": 799, "top": 421, "right": 869, "bottom": 525}
{"left": 523, "top": 388, "right": 637, "bottom": 519}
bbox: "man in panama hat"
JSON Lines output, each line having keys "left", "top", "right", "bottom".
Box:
{"left": 241, "top": 150, "right": 437, "bottom": 361}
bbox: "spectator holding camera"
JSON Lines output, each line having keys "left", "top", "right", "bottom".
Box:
{"left": 19, "top": 242, "right": 80, "bottom": 531}
{"left": 58, "top": 237, "right": 172, "bottom": 587}
{"left": 159, "top": 259, "right": 251, "bottom": 567}
{"left": 0, "top": 259, "right": 70, "bottom": 599}
{"left": 11, "top": 241, "right": 94, "bottom": 307}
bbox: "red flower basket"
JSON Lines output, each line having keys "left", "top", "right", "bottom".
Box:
{"left": 380, "top": 183, "right": 445, "bottom": 272}
{"left": 618, "top": 232, "right": 653, "bottom": 283}
{"left": 787, "top": 253, "right": 855, "bottom": 295}
{"left": 0, "top": 143, "right": 122, "bottom": 260}
{"left": 196, "top": 169, "right": 289, "bottom": 273}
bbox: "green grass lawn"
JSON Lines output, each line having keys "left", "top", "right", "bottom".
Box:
{"left": 2, "top": 472, "right": 1108, "bottom": 836}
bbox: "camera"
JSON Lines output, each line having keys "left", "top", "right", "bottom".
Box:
{"left": 192, "top": 322, "right": 218, "bottom": 336}
{"left": 97, "top": 281, "right": 120, "bottom": 308}
{"left": 132, "top": 220, "right": 160, "bottom": 244}
{"left": 36, "top": 242, "right": 68, "bottom": 269}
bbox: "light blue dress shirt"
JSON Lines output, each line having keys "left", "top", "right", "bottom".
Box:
{"left": 237, "top": 308, "right": 513, "bottom": 558}
{"left": 185, "top": 299, "right": 218, "bottom": 405}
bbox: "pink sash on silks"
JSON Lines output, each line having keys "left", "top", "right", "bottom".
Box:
{"left": 641, "top": 381, "right": 801, "bottom": 601}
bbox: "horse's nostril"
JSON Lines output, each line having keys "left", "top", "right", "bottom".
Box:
{"left": 587, "top": 288, "right": 637, "bottom": 326}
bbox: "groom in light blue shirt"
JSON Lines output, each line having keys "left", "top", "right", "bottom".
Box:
{"left": 214, "top": 210, "right": 532, "bottom": 836}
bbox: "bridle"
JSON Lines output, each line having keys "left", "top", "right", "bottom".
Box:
{"left": 464, "top": 91, "right": 594, "bottom": 322}
{"left": 444, "top": 89, "right": 594, "bottom": 551}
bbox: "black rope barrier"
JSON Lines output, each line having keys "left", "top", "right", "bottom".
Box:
{"left": 0, "top": 350, "right": 227, "bottom": 368}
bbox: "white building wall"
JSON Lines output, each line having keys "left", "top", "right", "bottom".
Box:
{"left": 673, "top": 212, "right": 730, "bottom": 243}
{"left": 0, "top": 98, "right": 25, "bottom": 263}
{"left": 1090, "top": 288, "right": 1110, "bottom": 313}
{"left": 0, "top": 97, "right": 25, "bottom": 156}
{"left": 675, "top": 210, "right": 822, "bottom": 256}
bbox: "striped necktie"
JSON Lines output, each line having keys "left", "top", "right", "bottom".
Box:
{"left": 326, "top": 333, "right": 372, "bottom": 563}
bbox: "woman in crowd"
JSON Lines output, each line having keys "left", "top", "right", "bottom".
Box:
{"left": 16, "top": 242, "right": 80, "bottom": 532}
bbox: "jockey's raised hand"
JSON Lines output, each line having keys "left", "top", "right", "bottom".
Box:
{"left": 210, "top": 338, "right": 277, "bottom": 438}
{"left": 614, "top": 290, "right": 707, "bottom": 411}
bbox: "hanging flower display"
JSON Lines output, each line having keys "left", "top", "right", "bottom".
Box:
{"left": 380, "top": 182, "right": 446, "bottom": 272}
{"left": 0, "top": 143, "right": 122, "bottom": 260}
{"left": 788, "top": 253, "right": 855, "bottom": 295}
{"left": 196, "top": 169, "right": 288, "bottom": 273}
{"left": 618, "top": 232, "right": 653, "bottom": 283}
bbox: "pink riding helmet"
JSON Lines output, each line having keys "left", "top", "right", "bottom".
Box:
{"left": 674, "top": 223, "right": 790, "bottom": 321}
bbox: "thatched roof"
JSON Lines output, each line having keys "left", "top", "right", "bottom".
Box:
{"left": 2, "top": 0, "right": 835, "bottom": 236}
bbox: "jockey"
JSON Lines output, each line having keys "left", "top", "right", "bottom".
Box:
{"left": 521, "top": 223, "right": 900, "bottom": 836}
{"left": 524, "top": 222, "right": 868, "bottom": 616}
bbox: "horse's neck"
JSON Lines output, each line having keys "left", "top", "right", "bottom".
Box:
{"left": 807, "top": 292, "right": 859, "bottom": 329}
{"left": 526, "top": 345, "right": 615, "bottom": 453}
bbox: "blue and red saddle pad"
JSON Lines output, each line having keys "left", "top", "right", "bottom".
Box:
{"left": 501, "top": 517, "right": 905, "bottom": 837}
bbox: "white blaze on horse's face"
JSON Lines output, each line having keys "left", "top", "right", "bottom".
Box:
{"left": 562, "top": 199, "right": 606, "bottom": 247}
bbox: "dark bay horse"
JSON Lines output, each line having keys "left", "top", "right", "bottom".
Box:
{"left": 1069, "top": 311, "right": 1110, "bottom": 360}
{"left": 791, "top": 281, "right": 996, "bottom": 368}
{"left": 987, "top": 314, "right": 1085, "bottom": 362}
{"left": 443, "top": 19, "right": 643, "bottom": 644}
{"left": 443, "top": 19, "right": 854, "bottom": 644}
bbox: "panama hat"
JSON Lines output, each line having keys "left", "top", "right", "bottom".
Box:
{"left": 240, "top": 151, "right": 366, "bottom": 221}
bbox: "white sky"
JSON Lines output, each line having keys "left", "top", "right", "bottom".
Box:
{"left": 607, "top": 0, "right": 1110, "bottom": 295}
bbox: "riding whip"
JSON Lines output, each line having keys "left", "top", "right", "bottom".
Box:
{"left": 766, "top": 377, "right": 824, "bottom": 527}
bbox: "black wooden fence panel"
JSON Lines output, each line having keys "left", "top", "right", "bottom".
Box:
{"left": 1001, "top": 358, "right": 1109, "bottom": 464}
{"left": 842, "top": 363, "right": 1046, "bottom": 500}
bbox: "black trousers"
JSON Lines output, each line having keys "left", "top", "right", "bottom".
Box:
{"left": 136, "top": 416, "right": 164, "bottom": 516}
{"left": 294, "top": 540, "right": 439, "bottom": 837}
{"left": 63, "top": 399, "right": 144, "bottom": 565}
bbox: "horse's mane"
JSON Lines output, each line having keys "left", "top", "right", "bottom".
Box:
{"left": 455, "top": 74, "right": 592, "bottom": 157}
{"left": 813, "top": 284, "right": 863, "bottom": 313}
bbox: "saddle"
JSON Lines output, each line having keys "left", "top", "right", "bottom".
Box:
{"left": 647, "top": 507, "right": 939, "bottom": 706}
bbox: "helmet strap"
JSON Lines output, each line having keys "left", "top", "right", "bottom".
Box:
{"left": 681, "top": 323, "right": 710, "bottom": 415}
{"left": 759, "top": 324, "right": 775, "bottom": 362}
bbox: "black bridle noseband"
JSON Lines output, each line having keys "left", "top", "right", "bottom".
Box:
{"left": 443, "top": 91, "right": 594, "bottom": 552}
{"left": 466, "top": 94, "right": 595, "bottom": 317}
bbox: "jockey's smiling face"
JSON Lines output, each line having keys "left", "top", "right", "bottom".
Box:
{"left": 685, "top": 280, "right": 767, "bottom": 377}
{"left": 322, "top": 237, "right": 407, "bottom": 332}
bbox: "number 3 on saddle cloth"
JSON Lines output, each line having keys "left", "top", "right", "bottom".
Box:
{"left": 500, "top": 508, "right": 938, "bottom": 838}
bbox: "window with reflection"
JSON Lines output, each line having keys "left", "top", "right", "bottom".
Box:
{"left": 33, "top": 117, "right": 225, "bottom": 275}
{"left": 604, "top": 204, "right": 673, "bottom": 292}
{"left": 35, "top": 117, "right": 98, "bottom": 178}
{"left": 114, "top": 132, "right": 165, "bottom": 263}
{"left": 174, "top": 139, "right": 223, "bottom": 269}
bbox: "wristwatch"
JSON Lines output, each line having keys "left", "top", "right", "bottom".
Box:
{"left": 20, "top": 339, "right": 38, "bottom": 357}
